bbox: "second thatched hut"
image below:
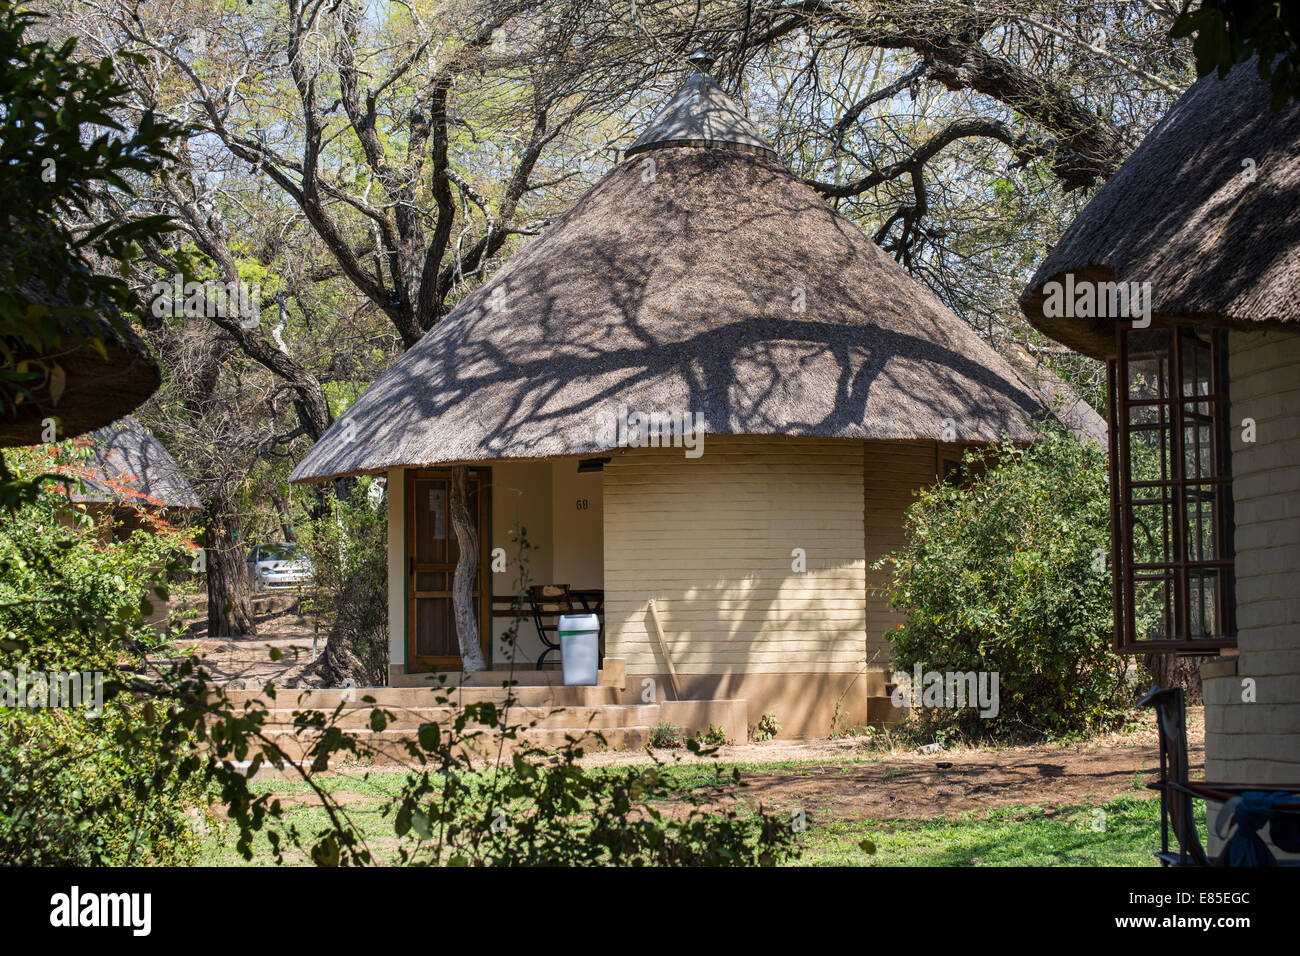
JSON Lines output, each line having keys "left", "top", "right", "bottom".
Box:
{"left": 291, "top": 59, "right": 1103, "bottom": 735}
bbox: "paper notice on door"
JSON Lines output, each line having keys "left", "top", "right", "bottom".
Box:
{"left": 428, "top": 487, "right": 446, "bottom": 538}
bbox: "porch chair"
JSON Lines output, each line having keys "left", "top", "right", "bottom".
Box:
{"left": 1139, "top": 685, "right": 1300, "bottom": 867}
{"left": 528, "top": 584, "right": 571, "bottom": 669}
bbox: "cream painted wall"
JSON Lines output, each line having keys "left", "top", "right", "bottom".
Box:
{"left": 602, "top": 435, "right": 867, "bottom": 677}
{"left": 865, "top": 440, "right": 939, "bottom": 664}
{"left": 550, "top": 459, "right": 604, "bottom": 589}
{"left": 1205, "top": 331, "right": 1300, "bottom": 782}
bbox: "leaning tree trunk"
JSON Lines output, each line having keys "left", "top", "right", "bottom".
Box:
{"left": 205, "top": 498, "right": 256, "bottom": 637}
{"left": 270, "top": 491, "right": 298, "bottom": 543}
{"left": 449, "top": 465, "right": 487, "bottom": 672}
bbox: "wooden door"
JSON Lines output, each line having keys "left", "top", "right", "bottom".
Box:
{"left": 406, "top": 469, "right": 490, "bottom": 672}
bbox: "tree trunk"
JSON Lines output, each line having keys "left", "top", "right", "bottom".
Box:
{"left": 271, "top": 492, "right": 298, "bottom": 543}
{"left": 1143, "top": 652, "right": 1203, "bottom": 705}
{"left": 205, "top": 499, "right": 256, "bottom": 637}
{"left": 449, "top": 465, "right": 487, "bottom": 672}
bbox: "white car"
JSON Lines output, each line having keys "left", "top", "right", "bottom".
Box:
{"left": 247, "top": 543, "right": 314, "bottom": 592}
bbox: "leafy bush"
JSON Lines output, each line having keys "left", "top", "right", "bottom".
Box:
{"left": 878, "top": 425, "right": 1130, "bottom": 741}
{"left": 0, "top": 0, "right": 181, "bottom": 420}
{"left": 752, "top": 713, "right": 781, "bottom": 741}
{"left": 376, "top": 706, "right": 800, "bottom": 866}
{"left": 692, "top": 724, "right": 732, "bottom": 746}
{"left": 648, "top": 721, "right": 683, "bottom": 749}
{"left": 0, "top": 444, "right": 203, "bottom": 864}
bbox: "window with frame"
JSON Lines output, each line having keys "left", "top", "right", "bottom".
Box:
{"left": 1107, "top": 325, "right": 1235, "bottom": 652}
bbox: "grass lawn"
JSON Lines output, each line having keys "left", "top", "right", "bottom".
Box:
{"left": 800, "top": 795, "right": 1195, "bottom": 866}
{"left": 196, "top": 760, "right": 1182, "bottom": 866}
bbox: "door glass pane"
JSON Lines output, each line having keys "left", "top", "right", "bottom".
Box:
{"left": 1127, "top": 337, "right": 1170, "bottom": 400}
{"left": 1184, "top": 484, "right": 1220, "bottom": 561}
{"left": 1188, "top": 569, "right": 1223, "bottom": 638}
{"left": 1183, "top": 421, "right": 1213, "bottom": 481}
{"left": 416, "top": 571, "right": 446, "bottom": 592}
{"left": 1132, "top": 575, "right": 1174, "bottom": 641}
{"left": 1181, "top": 330, "right": 1211, "bottom": 397}
{"left": 416, "top": 597, "right": 452, "bottom": 657}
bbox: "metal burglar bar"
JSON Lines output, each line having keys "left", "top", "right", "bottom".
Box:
{"left": 1109, "top": 325, "right": 1236, "bottom": 652}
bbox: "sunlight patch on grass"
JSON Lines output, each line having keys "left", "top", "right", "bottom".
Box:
{"left": 796, "top": 795, "right": 1191, "bottom": 866}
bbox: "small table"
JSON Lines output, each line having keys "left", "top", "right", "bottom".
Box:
{"left": 529, "top": 586, "right": 604, "bottom": 668}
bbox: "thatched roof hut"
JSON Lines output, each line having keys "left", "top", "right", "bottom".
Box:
{"left": 291, "top": 62, "right": 1106, "bottom": 735}
{"left": 1020, "top": 58, "right": 1300, "bottom": 358}
{"left": 1018, "top": 57, "right": 1300, "bottom": 860}
{"left": 292, "top": 70, "right": 1098, "bottom": 484}
{"left": 72, "top": 416, "right": 200, "bottom": 511}
{"left": 0, "top": 275, "right": 161, "bottom": 447}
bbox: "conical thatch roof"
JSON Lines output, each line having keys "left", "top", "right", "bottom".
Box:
{"left": 292, "top": 71, "right": 1102, "bottom": 484}
{"left": 0, "top": 275, "right": 160, "bottom": 447}
{"left": 626, "top": 72, "right": 776, "bottom": 159}
{"left": 71, "top": 416, "right": 200, "bottom": 511}
{"left": 1020, "top": 58, "right": 1300, "bottom": 359}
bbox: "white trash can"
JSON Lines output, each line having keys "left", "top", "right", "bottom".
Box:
{"left": 559, "top": 613, "right": 600, "bottom": 686}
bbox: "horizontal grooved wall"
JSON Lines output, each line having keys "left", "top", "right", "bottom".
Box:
{"left": 603, "top": 436, "right": 867, "bottom": 675}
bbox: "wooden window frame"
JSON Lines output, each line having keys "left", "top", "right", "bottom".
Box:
{"left": 1108, "top": 324, "right": 1236, "bottom": 654}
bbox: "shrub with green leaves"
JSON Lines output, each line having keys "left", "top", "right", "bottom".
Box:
{"left": 0, "top": 445, "right": 203, "bottom": 864}
{"left": 878, "top": 425, "right": 1130, "bottom": 741}
{"left": 298, "top": 479, "right": 388, "bottom": 686}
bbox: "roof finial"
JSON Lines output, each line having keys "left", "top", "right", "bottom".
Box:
{"left": 686, "top": 48, "right": 715, "bottom": 75}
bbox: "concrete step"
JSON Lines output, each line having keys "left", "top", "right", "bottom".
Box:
{"left": 257, "top": 703, "right": 661, "bottom": 733}
{"left": 258, "top": 724, "right": 653, "bottom": 763}
{"left": 216, "top": 684, "right": 621, "bottom": 709}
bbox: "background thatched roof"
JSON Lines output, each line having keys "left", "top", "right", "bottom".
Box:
{"left": 72, "top": 416, "right": 200, "bottom": 511}
{"left": 293, "top": 84, "right": 1103, "bottom": 483}
{"left": 0, "top": 276, "right": 160, "bottom": 447}
{"left": 1020, "top": 58, "right": 1300, "bottom": 359}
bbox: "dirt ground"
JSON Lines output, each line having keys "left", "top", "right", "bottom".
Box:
{"left": 277, "top": 710, "right": 1196, "bottom": 823}
{"left": 572, "top": 711, "right": 1200, "bottom": 820}
{"left": 169, "top": 592, "right": 317, "bottom": 686}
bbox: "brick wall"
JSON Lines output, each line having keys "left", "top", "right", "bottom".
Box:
{"left": 1203, "top": 329, "right": 1300, "bottom": 856}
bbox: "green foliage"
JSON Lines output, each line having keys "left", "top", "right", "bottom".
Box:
{"left": 0, "top": 0, "right": 183, "bottom": 417}
{"left": 878, "top": 426, "right": 1130, "bottom": 741}
{"left": 752, "top": 713, "right": 781, "bottom": 742}
{"left": 298, "top": 480, "right": 388, "bottom": 685}
{"left": 0, "top": 446, "right": 202, "bottom": 864}
{"left": 381, "top": 708, "right": 799, "bottom": 866}
{"left": 648, "top": 721, "right": 684, "bottom": 749}
{"left": 1173, "top": 0, "right": 1300, "bottom": 108}
{"left": 693, "top": 724, "right": 732, "bottom": 746}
